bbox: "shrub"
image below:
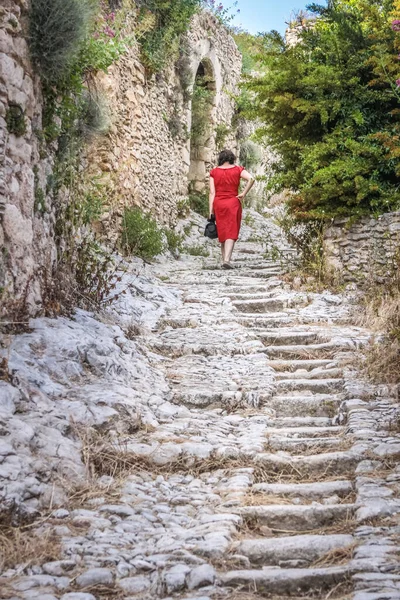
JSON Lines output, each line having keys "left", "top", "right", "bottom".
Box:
{"left": 184, "top": 244, "right": 209, "bottom": 256}
{"left": 164, "top": 229, "right": 182, "bottom": 253}
{"left": 29, "top": 0, "right": 91, "bottom": 82}
{"left": 122, "top": 207, "right": 165, "bottom": 260}
{"left": 188, "top": 191, "right": 209, "bottom": 217}
{"left": 245, "top": 0, "right": 400, "bottom": 220}
{"left": 239, "top": 140, "right": 262, "bottom": 171}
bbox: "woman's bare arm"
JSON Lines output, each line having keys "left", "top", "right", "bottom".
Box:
{"left": 237, "top": 169, "right": 255, "bottom": 201}
{"left": 209, "top": 176, "right": 216, "bottom": 217}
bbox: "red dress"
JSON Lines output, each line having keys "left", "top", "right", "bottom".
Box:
{"left": 210, "top": 165, "right": 244, "bottom": 243}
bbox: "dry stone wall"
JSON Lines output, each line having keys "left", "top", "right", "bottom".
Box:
{"left": 89, "top": 11, "right": 242, "bottom": 234}
{"left": 0, "top": 0, "right": 56, "bottom": 315}
{"left": 324, "top": 212, "right": 400, "bottom": 283}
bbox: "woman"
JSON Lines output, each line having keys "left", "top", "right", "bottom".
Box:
{"left": 209, "top": 149, "right": 255, "bottom": 269}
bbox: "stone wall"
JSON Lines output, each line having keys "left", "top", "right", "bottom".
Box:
{"left": 0, "top": 0, "right": 56, "bottom": 315}
{"left": 324, "top": 212, "right": 400, "bottom": 283}
{"left": 89, "top": 11, "right": 242, "bottom": 233}
{"left": 1, "top": 4, "right": 242, "bottom": 314}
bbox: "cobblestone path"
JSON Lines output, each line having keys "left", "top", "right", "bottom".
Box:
{"left": 1, "top": 212, "right": 400, "bottom": 600}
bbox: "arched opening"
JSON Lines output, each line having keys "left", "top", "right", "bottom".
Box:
{"left": 188, "top": 59, "right": 216, "bottom": 194}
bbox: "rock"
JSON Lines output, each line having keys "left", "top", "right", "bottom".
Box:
{"left": 163, "top": 564, "right": 191, "bottom": 593}
{"left": 187, "top": 564, "right": 216, "bottom": 590}
{"left": 75, "top": 568, "right": 114, "bottom": 588}
{"left": 118, "top": 575, "right": 151, "bottom": 594}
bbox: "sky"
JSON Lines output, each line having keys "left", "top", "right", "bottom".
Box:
{"left": 231, "top": 0, "right": 316, "bottom": 34}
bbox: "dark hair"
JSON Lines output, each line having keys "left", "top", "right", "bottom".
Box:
{"left": 218, "top": 149, "right": 236, "bottom": 166}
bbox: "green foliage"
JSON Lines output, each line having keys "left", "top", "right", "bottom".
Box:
{"left": 191, "top": 73, "right": 215, "bottom": 145}
{"left": 137, "top": 0, "right": 201, "bottom": 73}
{"left": 176, "top": 197, "right": 191, "bottom": 217}
{"left": 122, "top": 207, "right": 165, "bottom": 260}
{"left": 234, "top": 31, "right": 266, "bottom": 74}
{"left": 78, "top": 179, "right": 107, "bottom": 225}
{"left": 176, "top": 44, "right": 193, "bottom": 102}
{"left": 164, "top": 228, "right": 182, "bottom": 253}
{"left": 239, "top": 140, "right": 262, "bottom": 171}
{"left": 215, "top": 123, "right": 231, "bottom": 150}
{"left": 184, "top": 244, "right": 209, "bottom": 256}
{"left": 188, "top": 191, "right": 209, "bottom": 217}
{"left": 245, "top": 0, "right": 400, "bottom": 220}
{"left": 5, "top": 105, "right": 26, "bottom": 136}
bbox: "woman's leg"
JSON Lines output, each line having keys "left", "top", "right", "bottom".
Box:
{"left": 224, "top": 239, "right": 235, "bottom": 263}
{"left": 221, "top": 242, "right": 225, "bottom": 262}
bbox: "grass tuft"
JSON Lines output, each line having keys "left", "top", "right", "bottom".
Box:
{"left": 0, "top": 526, "right": 61, "bottom": 572}
{"left": 29, "top": 0, "right": 91, "bottom": 82}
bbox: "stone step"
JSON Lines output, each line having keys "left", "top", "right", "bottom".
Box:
{"left": 226, "top": 291, "right": 277, "bottom": 301}
{"left": 228, "top": 269, "right": 284, "bottom": 279}
{"left": 170, "top": 389, "right": 264, "bottom": 409}
{"left": 235, "top": 533, "right": 355, "bottom": 567}
{"left": 269, "top": 416, "right": 334, "bottom": 428}
{"left": 257, "top": 331, "right": 327, "bottom": 346}
{"left": 263, "top": 342, "right": 344, "bottom": 359}
{"left": 238, "top": 315, "right": 296, "bottom": 328}
{"left": 265, "top": 425, "right": 343, "bottom": 438}
{"left": 252, "top": 479, "right": 354, "bottom": 500}
{"left": 275, "top": 368, "right": 342, "bottom": 380}
{"left": 237, "top": 503, "right": 356, "bottom": 531}
{"left": 233, "top": 298, "right": 288, "bottom": 313}
{"left": 255, "top": 449, "right": 360, "bottom": 476}
{"left": 266, "top": 394, "right": 342, "bottom": 418}
{"left": 223, "top": 284, "right": 283, "bottom": 294}
{"left": 231, "top": 262, "right": 283, "bottom": 270}
{"left": 268, "top": 359, "right": 337, "bottom": 372}
{"left": 275, "top": 378, "right": 344, "bottom": 394}
{"left": 220, "top": 565, "right": 353, "bottom": 596}
{"left": 266, "top": 436, "right": 345, "bottom": 453}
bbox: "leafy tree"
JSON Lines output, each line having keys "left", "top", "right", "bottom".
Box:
{"left": 245, "top": 0, "right": 400, "bottom": 220}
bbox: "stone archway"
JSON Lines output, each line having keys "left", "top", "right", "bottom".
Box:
{"left": 188, "top": 58, "right": 217, "bottom": 193}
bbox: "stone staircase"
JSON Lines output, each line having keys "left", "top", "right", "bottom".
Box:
{"left": 149, "top": 225, "right": 400, "bottom": 600}
{"left": 2, "top": 212, "right": 399, "bottom": 600}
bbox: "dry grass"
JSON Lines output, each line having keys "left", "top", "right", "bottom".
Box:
{"left": 213, "top": 582, "right": 353, "bottom": 600}
{"left": 76, "top": 427, "right": 257, "bottom": 480}
{"left": 242, "top": 490, "right": 356, "bottom": 507}
{"left": 66, "top": 477, "right": 122, "bottom": 509}
{"left": 243, "top": 492, "right": 293, "bottom": 506}
{"left": 355, "top": 288, "right": 400, "bottom": 384}
{"left": 0, "top": 526, "right": 61, "bottom": 572}
{"left": 240, "top": 515, "right": 356, "bottom": 539}
{"left": 72, "top": 584, "right": 127, "bottom": 598}
{"left": 264, "top": 438, "right": 352, "bottom": 457}
{"left": 252, "top": 463, "right": 355, "bottom": 485}
{"left": 311, "top": 543, "right": 357, "bottom": 568}
{"left": 78, "top": 431, "right": 357, "bottom": 485}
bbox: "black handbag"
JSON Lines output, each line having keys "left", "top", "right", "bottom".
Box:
{"left": 204, "top": 215, "right": 218, "bottom": 240}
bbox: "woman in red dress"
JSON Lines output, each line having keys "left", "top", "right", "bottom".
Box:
{"left": 209, "top": 149, "right": 255, "bottom": 269}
